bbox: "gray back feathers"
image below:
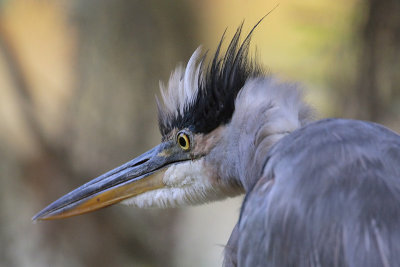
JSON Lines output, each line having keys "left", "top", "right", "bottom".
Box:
{"left": 233, "top": 119, "right": 400, "bottom": 267}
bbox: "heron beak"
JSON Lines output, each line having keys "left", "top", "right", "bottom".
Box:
{"left": 32, "top": 141, "right": 188, "bottom": 221}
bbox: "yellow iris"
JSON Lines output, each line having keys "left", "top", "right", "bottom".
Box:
{"left": 177, "top": 132, "right": 190, "bottom": 150}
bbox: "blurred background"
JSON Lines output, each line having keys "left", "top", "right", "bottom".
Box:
{"left": 0, "top": 0, "right": 399, "bottom": 266}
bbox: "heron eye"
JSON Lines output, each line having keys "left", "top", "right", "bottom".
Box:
{"left": 177, "top": 132, "right": 190, "bottom": 150}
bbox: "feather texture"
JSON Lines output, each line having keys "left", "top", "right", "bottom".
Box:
{"left": 157, "top": 22, "right": 264, "bottom": 137}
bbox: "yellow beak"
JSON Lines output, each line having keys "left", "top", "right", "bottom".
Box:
{"left": 33, "top": 141, "right": 189, "bottom": 221}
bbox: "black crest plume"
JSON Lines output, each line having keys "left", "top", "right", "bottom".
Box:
{"left": 158, "top": 18, "right": 267, "bottom": 137}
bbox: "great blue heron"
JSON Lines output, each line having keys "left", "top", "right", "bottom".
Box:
{"left": 33, "top": 19, "right": 400, "bottom": 267}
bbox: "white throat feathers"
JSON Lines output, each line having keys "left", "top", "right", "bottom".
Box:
{"left": 122, "top": 158, "right": 243, "bottom": 208}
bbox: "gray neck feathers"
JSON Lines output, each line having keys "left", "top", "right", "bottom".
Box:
{"left": 208, "top": 77, "right": 313, "bottom": 191}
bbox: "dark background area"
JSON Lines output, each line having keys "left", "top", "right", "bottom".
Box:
{"left": 0, "top": 0, "right": 399, "bottom": 266}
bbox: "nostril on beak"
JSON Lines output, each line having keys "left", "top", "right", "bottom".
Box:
{"left": 132, "top": 158, "right": 149, "bottom": 167}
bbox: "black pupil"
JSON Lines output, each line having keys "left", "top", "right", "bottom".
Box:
{"left": 179, "top": 136, "right": 187, "bottom": 147}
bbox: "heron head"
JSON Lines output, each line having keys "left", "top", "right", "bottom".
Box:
{"left": 32, "top": 24, "right": 261, "bottom": 221}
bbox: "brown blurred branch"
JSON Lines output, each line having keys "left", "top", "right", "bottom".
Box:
{"left": 0, "top": 25, "right": 55, "bottom": 155}
{"left": 356, "top": 0, "right": 400, "bottom": 122}
{"left": 0, "top": 24, "right": 83, "bottom": 181}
